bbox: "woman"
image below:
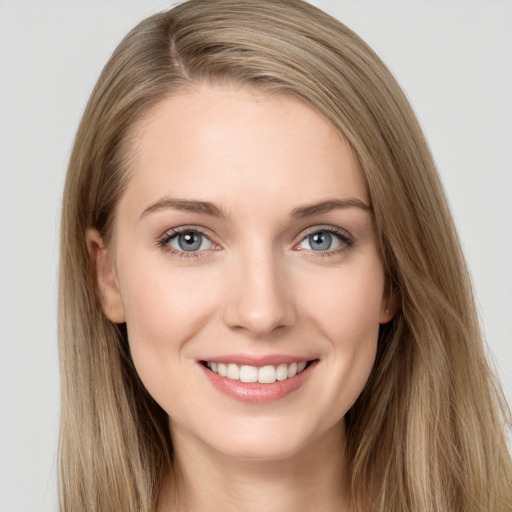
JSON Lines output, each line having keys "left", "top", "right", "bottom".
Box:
{"left": 58, "top": 0, "right": 512, "bottom": 510}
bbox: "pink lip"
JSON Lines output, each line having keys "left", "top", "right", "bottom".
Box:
{"left": 199, "top": 358, "right": 318, "bottom": 404}
{"left": 201, "top": 353, "right": 313, "bottom": 366}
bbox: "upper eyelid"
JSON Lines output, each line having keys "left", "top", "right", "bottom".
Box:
{"left": 157, "top": 224, "right": 353, "bottom": 253}
{"left": 296, "top": 225, "right": 353, "bottom": 246}
{"left": 159, "top": 225, "right": 216, "bottom": 241}
{"left": 156, "top": 227, "right": 218, "bottom": 256}
{"left": 159, "top": 224, "right": 351, "bottom": 239}
{"left": 298, "top": 225, "right": 351, "bottom": 237}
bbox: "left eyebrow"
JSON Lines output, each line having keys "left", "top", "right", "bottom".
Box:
{"left": 139, "top": 196, "right": 371, "bottom": 221}
{"left": 290, "top": 198, "right": 372, "bottom": 219}
{"left": 139, "top": 197, "right": 229, "bottom": 220}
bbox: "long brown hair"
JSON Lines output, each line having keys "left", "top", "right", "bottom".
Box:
{"left": 58, "top": 1, "right": 512, "bottom": 510}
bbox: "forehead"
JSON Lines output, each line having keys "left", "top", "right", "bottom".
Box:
{"left": 120, "top": 84, "right": 368, "bottom": 218}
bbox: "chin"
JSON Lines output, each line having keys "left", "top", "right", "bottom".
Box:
{"left": 198, "top": 416, "right": 339, "bottom": 463}
{"left": 213, "top": 438, "right": 308, "bottom": 462}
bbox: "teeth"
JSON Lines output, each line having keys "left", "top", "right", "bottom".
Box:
{"left": 226, "top": 363, "right": 240, "bottom": 380}
{"left": 239, "top": 365, "right": 258, "bottom": 383}
{"left": 276, "top": 363, "right": 288, "bottom": 381}
{"left": 206, "top": 360, "right": 310, "bottom": 383}
{"left": 258, "top": 365, "right": 276, "bottom": 383}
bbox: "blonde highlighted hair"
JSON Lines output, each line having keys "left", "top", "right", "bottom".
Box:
{"left": 58, "top": 1, "right": 512, "bottom": 510}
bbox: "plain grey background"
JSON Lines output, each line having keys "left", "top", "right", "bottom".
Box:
{"left": 0, "top": 1, "right": 511, "bottom": 510}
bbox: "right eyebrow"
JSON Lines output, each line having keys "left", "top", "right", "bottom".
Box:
{"left": 290, "top": 198, "right": 372, "bottom": 219}
{"left": 139, "top": 197, "right": 228, "bottom": 221}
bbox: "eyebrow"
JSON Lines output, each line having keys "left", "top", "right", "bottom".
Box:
{"left": 290, "top": 198, "right": 372, "bottom": 219}
{"left": 139, "top": 196, "right": 371, "bottom": 221}
{"left": 140, "top": 198, "right": 228, "bottom": 220}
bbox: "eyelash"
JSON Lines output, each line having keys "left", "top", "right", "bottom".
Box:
{"left": 296, "top": 226, "right": 354, "bottom": 257}
{"left": 157, "top": 226, "right": 215, "bottom": 259}
{"left": 156, "top": 225, "right": 354, "bottom": 259}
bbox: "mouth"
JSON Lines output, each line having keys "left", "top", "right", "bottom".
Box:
{"left": 199, "top": 357, "right": 319, "bottom": 404}
{"left": 200, "top": 360, "right": 313, "bottom": 384}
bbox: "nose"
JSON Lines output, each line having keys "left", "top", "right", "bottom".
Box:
{"left": 222, "top": 247, "right": 297, "bottom": 337}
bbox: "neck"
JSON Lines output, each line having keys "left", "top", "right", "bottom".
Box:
{"left": 158, "top": 421, "right": 350, "bottom": 512}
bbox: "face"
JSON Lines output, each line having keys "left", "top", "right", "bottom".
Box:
{"left": 91, "top": 84, "right": 393, "bottom": 461}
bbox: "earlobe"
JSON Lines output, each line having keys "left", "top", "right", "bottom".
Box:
{"left": 86, "top": 228, "right": 126, "bottom": 324}
{"left": 379, "top": 284, "right": 399, "bottom": 324}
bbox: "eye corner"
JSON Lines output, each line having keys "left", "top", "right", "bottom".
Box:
{"left": 155, "top": 226, "right": 222, "bottom": 259}
{"left": 294, "top": 226, "right": 354, "bottom": 256}
{"left": 291, "top": 240, "right": 303, "bottom": 252}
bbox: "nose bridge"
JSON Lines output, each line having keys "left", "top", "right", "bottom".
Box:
{"left": 223, "top": 240, "right": 296, "bottom": 336}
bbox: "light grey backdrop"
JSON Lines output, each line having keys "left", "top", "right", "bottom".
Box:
{"left": 1, "top": 1, "right": 511, "bottom": 510}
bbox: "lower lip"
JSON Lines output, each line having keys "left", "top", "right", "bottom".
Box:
{"left": 199, "top": 361, "right": 318, "bottom": 404}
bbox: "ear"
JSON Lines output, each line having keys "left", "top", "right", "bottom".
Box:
{"left": 86, "top": 228, "right": 126, "bottom": 324}
{"left": 379, "top": 281, "right": 399, "bottom": 324}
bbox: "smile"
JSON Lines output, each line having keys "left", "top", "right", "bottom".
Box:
{"left": 204, "top": 361, "right": 308, "bottom": 383}
{"left": 199, "top": 357, "right": 318, "bottom": 404}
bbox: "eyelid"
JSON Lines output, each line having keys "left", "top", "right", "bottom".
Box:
{"left": 157, "top": 225, "right": 220, "bottom": 257}
{"left": 155, "top": 224, "right": 354, "bottom": 259}
{"left": 298, "top": 224, "right": 352, "bottom": 239}
{"left": 293, "top": 225, "right": 354, "bottom": 254}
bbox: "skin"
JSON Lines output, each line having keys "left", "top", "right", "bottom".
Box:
{"left": 88, "top": 84, "right": 395, "bottom": 512}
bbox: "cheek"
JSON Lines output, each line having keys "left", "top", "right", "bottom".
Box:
{"left": 302, "top": 258, "right": 385, "bottom": 340}
{"left": 116, "top": 255, "right": 220, "bottom": 393}
{"left": 120, "top": 254, "right": 218, "bottom": 335}
{"left": 298, "top": 260, "right": 384, "bottom": 407}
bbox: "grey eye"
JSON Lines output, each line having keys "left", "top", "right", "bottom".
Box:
{"left": 169, "top": 231, "right": 213, "bottom": 252}
{"left": 299, "top": 231, "right": 342, "bottom": 251}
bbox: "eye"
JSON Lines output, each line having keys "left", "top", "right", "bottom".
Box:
{"left": 296, "top": 228, "right": 352, "bottom": 253}
{"left": 165, "top": 230, "right": 214, "bottom": 252}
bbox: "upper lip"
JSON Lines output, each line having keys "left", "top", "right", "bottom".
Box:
{"left": 200, "top": 354, "right": 317, "bottom": 366}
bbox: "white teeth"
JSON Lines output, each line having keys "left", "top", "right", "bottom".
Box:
{"left": 206, "top": 360, "right": 311, "bottom": 383}
{"left": 226, "top": 363, "right": 240, "bottom": 380}
{"left": 240, "top": 365, "right": 258, "bottom": 383}
{"left": 258, "top": 365, "right": 277, "bottom": 384}
{"left": 287, "top": 362, "right": 297, "bottom": 378}
{"left": 276, "top": 363, "right": 288, "bottom": 381}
